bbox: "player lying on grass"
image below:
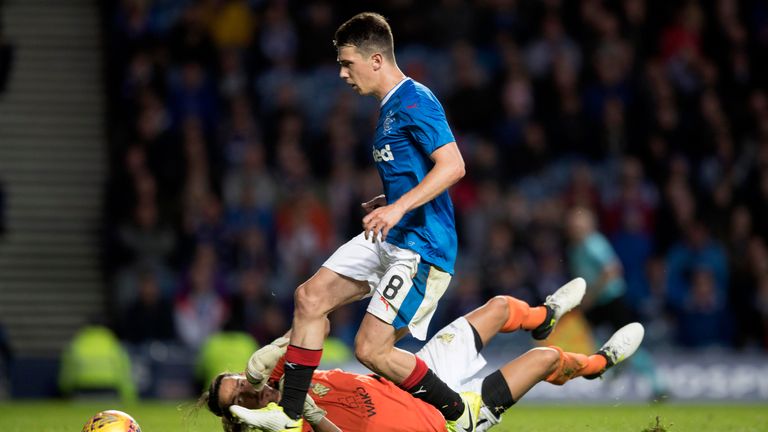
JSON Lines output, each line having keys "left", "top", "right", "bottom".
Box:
{"left": 201, "top": 278, "right": 645, "bottom": 431}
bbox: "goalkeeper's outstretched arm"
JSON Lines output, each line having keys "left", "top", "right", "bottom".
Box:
{"left": 246, "top": 319, "right": 330, "bottom": 389}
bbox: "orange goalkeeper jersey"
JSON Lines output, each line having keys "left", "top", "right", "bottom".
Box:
{"left": 303, "top": 369, "right": 446, "bottom": 432}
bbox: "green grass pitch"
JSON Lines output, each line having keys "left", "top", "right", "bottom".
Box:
{"left": 0, "top": 401, "right": 766, "bottom": 431}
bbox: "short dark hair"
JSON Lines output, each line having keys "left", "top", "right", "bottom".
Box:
{"left": 334, "top": 12, "right": 395, "bottom": 62}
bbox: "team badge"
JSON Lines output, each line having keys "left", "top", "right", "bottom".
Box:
{"left": 383, "top": 110, "right": 395, "bottom": 135}
{"left": 436, "top": 333, "right": 455, "bottom": 344}
{"left": 311, "top": 382, "right": 331, "bottom": 397}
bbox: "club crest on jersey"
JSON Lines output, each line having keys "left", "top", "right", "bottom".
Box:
{"left": 311, "top": 382, "right": 331, "bottom": 397}
{"left": 436, "top": 333, "right": 455, "bottom": 344}
{"left": 383, "top": 110, "right": 395, "bottom": 135}
{"left": 372, "top": 144, "right": 394, "bottom": 162}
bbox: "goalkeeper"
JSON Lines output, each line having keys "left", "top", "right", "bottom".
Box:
{"left": 201, "top": 278, "right": 644, "bottom": 431}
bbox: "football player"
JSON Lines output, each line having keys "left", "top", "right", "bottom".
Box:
{"left": 245, "top": 11, "right": 474, "bottom": 432}
{"left": 202, "top": 278, "right": 645, "bottom": 431}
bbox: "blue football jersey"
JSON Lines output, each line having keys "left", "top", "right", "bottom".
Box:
{"left": 373, "top": 78, "right": 458, "bottom": 275}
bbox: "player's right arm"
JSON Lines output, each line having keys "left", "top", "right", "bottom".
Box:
{"left": 363, "top": 143, "right": 465, "bottom": 242}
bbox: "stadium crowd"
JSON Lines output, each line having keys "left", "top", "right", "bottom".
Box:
{"left": 103, "top": 0, "right": 768, "bottom": 356}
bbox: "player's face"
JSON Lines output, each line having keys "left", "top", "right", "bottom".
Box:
{"left": 337, "top": 45, "right": 376, "bottom": 96}
{"left": 218, "top": 376, "right": 280, "bottom": 411}
{"left": 566, "top": 210, "right": 591, "bottom": 241}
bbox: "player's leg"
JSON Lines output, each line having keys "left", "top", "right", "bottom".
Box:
{"left": 236, "top": 234, "right": 382, "bottom": 430}
{"left": 354, "top": 313, "right": 415, "bottom": 380}
{"left": 280, "top": 268, "right": 369, "bottom": 420}
{"left": 290, "top": 268, "right": 369, "bottom": 349}
{"left": 474, "top": 323, "right": 645, "bottom": 431}
{"left": 543, "top": 321, "right": 645, "bottom": 385}
{"left": 416, "top": 278, "right": 588, "bottom": 388}
{"left": 357, "top": 260, "right": 481, "bottom": 431}
{"left": 277, "top": 232, "right": 393, "bottom": 424}
{"left": 465, "top": 277, "right": 587, "bottom": 347}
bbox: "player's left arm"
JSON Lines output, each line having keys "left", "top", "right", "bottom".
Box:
{"left": 245, "top": 334, "right": 290, "bottom": 389}
{"left": 303, "top": 394, "right": 342, "bottom": 432}
{"left": 363, "top": 142, "right": 465, "bottom": 242}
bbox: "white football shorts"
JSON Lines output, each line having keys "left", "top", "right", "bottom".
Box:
{"left": 417, "top": 316, "right": 488, "bottom": 394}
{"left": 322, "top": 232, "right": 451, "bottom": 340}
{"left": 419, "top": 317, "right": 502, "bottom": 431}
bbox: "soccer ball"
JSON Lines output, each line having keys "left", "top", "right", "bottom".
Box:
{"left": 81, "top": 410, "right": 141, "bottom": 432}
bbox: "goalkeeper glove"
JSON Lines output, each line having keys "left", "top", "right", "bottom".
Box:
{"left": 276, "top": 376, "right": 327, "bottom": 426}
{"left": 302, "top": 393, "right": 327, "bottom": 426}
{"left": 245, "top": 336, "right": 289, "bottom": 390}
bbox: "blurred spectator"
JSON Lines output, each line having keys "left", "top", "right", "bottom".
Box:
{"left": 174, "top": 244, "right": 229, "bottom": 349}
{"left": 611, "top": 208, "right": 653, "bottom": 309}
{"left": 494, "top": 74, "right": 534, "bottom": 156}
{"left": 666, "top": 222, "right": 728, "bottom": 310}
{"left": 220, "top": 96, "right": 261, "bottom": 166}
{"left": 190, "top": 194, "right": 230, "bottom": 266}
{"left": 117, "top": 197, "right": 175, "bottom": 270}
{"left": 224, "top": 267, "right": 273, "bottom": 342}
{"left": 563, "top": 162, "right": 600, "bottom": 210}
{"left": 118, "top": 271, "right": 177, "bottom": 344}
{"left": 167, "top": 3, "right": 217, "bottom": 68}
{"left": 209, "top": 0, "right": 254, "bottom": 51}
{"left": 59, "top": 326, "right": 136, "bottom": 401}
{"left": 218, "top": 50, "right": 249, "bottom": 100}
{"left": 428, "top": 0, "right": 476, "bottom": 47}
{"left": 447, "top": 42, "right": 495, "bottom": 133}
{"left": 675, "top": 268, "right": 731, "bottom": 347}
{"left": 168, "top": 64, "right": 217, "bottom": 131}
{"left": 643, "top": 257, "right": 675, "bottom": 345}
{"left": 255, "top": 303, "right": 290, "bottom": 346}
{"left": 654, "top": 163, "right": 697, "bottom": 254}
{"left": 275, "top": 189, "right": 333, "bottom": 289}
{"left": 566, "top": 206, "right": 627, "bottom": 313}
{"left": 661, "top": 2, "right": 704, "bottom": 94}
{"left": 258, "top": 1, "right": 298, "bottom": 68}
{"left": 297, "top": 1, "right": 336, "bottom": 69}
{"left": 232, "top": 226, "right": 273, "bottom": 272}
{"left": 478, "top": 219, "right": 536, "bottom": 302}
{"left": 525, "top": 14, "right": 582, "bottom": 79}
{"left": 533, "top": 245, "right": 569, "bottom": 300}
{"left": 602, "top": 157, "right": 657, "bottom": 237}
{"left": 223, "top": 144, "right": 277, "bottom": 229}
{"left": 458, "top": 180, "right": 504, "bottom": 259}
{"left": 566, "top": 206, "right": 667, "bottom": 396}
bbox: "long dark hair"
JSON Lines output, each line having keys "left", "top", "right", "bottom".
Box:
{"left": 198, "top": 372, "right": 243, "bottom": 432}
